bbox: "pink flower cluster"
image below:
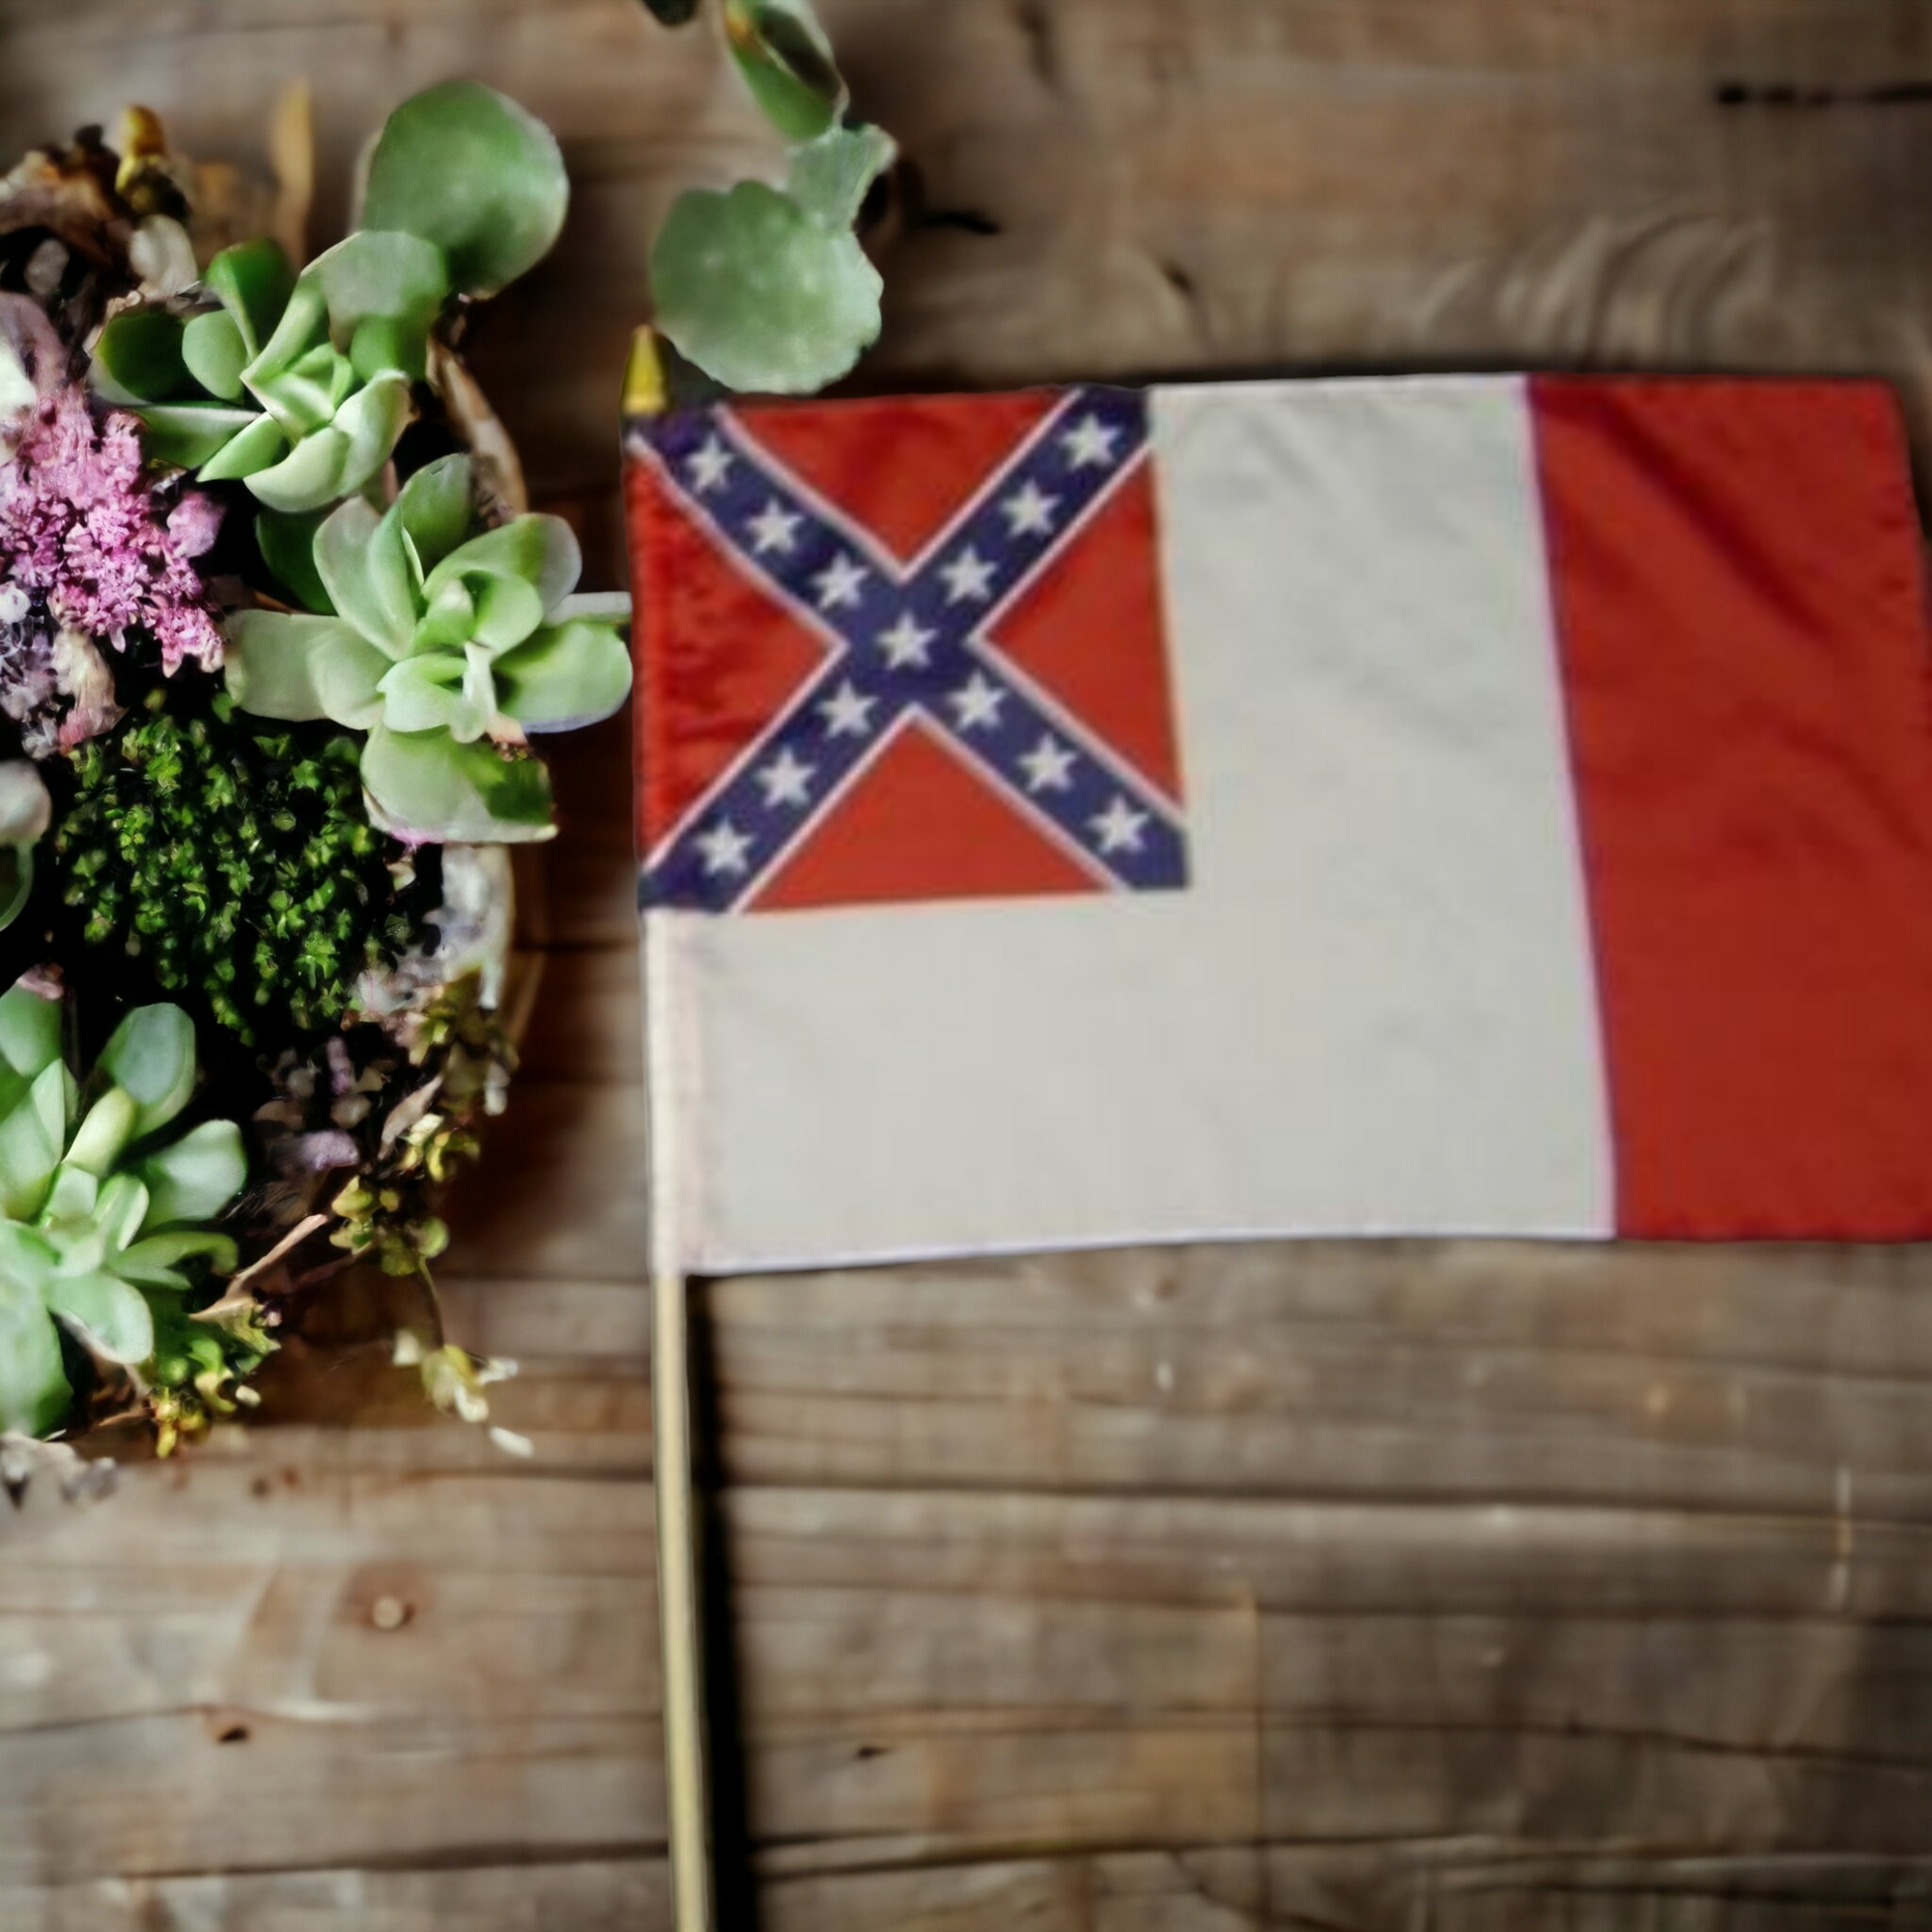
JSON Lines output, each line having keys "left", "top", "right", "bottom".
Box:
{"left": 0, "top": 384, "right": 223, "bottom": 675}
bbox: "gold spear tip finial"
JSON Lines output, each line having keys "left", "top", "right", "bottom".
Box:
{"left": 623, "top": 326, "right": 669, "bottom": 420}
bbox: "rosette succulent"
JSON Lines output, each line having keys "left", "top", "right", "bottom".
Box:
{"left": 223, "top": 454, "right": 630, "bottom": 842}
{"left": 91, "top": 82, "right": 567, "bottom": 515}
{"left": 0, "top": 989, "right": 246, "bottom": 1437}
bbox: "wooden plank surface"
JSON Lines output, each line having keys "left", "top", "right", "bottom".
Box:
{"left": 5, "top": 2, "right": 1932, "bottom": 1926}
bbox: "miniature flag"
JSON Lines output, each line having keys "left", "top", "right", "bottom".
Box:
{"left": 624, "top": 376, "right": 1932, "bottom": 1270}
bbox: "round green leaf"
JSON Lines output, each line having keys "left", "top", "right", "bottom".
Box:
{"left": 784, "top": 123, "right": 896, "bottom": 232}
{"left": 99, "top": 1005, "right": 196, "bottom": 1139}
{"left": 651, "top": 181, "right": 883, "bottom": 393}
{"left": 360, "top": 81, "right": 569, "bottom": 298}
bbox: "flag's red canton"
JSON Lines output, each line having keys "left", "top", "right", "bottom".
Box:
{"left": 1535, "top": 379, "right": 1932, "bottom": 1239}
{"left": 626, "top": 387, "right": 1188, "bottom": 913}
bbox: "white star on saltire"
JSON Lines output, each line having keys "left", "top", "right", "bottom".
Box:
{"left": 939, "top": 546, "right": 998, "bottom": 605}
{"left": 1090, "top": 794, "right": 1149, "bottom": 855}
{"left": 746, "top": 498, "right": 802, "bottom": 555}
{"left": 817, "top": 680, "right": 878, "bottom": 738}
{"left": 1000, "top": 480, "right": 1061, "bottom": 538}
{"left": 876, "top": 611, "right": 937, "bottom": 668}
{"left": 948, "top": 671, "right": 1007, "bottom": 731}
{"left": 686, "top": 435, "right": 734, "bottom": 494}
{"left": 755, "top": 747, "right": 816, "bottom": 809}
{"left": 1019, "top": 732, "right": 1076, "bottom": 793}
{"left": 696, "top": 818, "right": 752, "bottom": 877}
{"left": 812, "top": 552, "right": 870, "bottom": 611}
{"left": 1060, "top": 414, "right": 1122, "bottom": 470}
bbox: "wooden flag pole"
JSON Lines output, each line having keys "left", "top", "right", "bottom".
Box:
{"left": 627, "top": 328, "right": 717, "bottom": 1932}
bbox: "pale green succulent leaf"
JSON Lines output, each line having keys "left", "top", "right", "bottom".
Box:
{"left": 651, "top": 181, "right": 883, "bottom": 394}
{"left": 242, "top": 275, "right": 330, "bottom": 395}
{"left": 204, "top": 237, "right": 296, "bottom": 357}
{"left": 378, "top": 651, "right": 490, "bottom": 741}
{"left": 46, "top": 1269, "right": 155, "bottom": 1367}
{"left": 361, "top": 723, "right": 556, "bottom": 844}
{"left": 29, "top": 1061, "right": 72, "bottom": 1169}
{"left": 117, "top": 1229, "right": 239, "bottom": 1288}
{"left": 182, "top": 308, "right": 250, "bottom": 401}
{"left": 246, "top": 373, "right": 413, "bottom": 514}
{"left": 64, "top": 1086, "right": 138, "bottom": 1179}
{"left": 0, "top": 983, "right": 62, "bottom": 1083}
{"left": 0, "top": 1076, "right": 62, "bottom": 1220}
{"left": 135, "top": 1121, "right": 247, "bottom": 1232}
{"left": 196, "top": 411, "right": 289, "bottom": 483}
{"left": 318, "top": 496, "right": 418, "bottom": 654}
{"left": 251, "top": 339, "right": 355, "bottom": 439}
{"left": 361, "top": 81, "right": 568, "bottom": 298}
{"left": 426, "top": 514, "right": 582, "bottom": 617}
{"left": 135, "top": 402, "right": 265, "bottom": 471}
{"left": 93, "top": 309, "right": 190, "bottom": 403}
{"left": 94, "top": 1173, "right": 151, "bottom": 1255}
{"left": 724, "top": 0, "right": 846, "bottom": 144}
{"left": 309, "top": 229, "right": 449, "bottom": 349}
{"left": 224, "top": 611, "right": 388, "bottom": 728}
{"left": 495, "top": 618, "right": 633, "bottom": 732}
{"left": 785, "top": 123, "right": 896, "bottom": 232}
{"left": 99, "top": 1005, "right": 195, "bottom": 1139}
{"left": 42, "top": 1163, "right": 99, "bottom": 1230}
{"left": 0, "top": 1265, "right": 68, "bottom": 1437}
{"left": 464, "top": 573, "right": 549, "bottom": 653}
{"left": 412, "top": 578, "right": 477, "bottom": 653}
{"left": 397, "top": 454, "right": 475, "bottom": 574}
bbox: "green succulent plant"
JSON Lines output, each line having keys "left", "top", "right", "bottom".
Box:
{"left": 0, "top": 990, "right": 246, "bottom": 1438}
{"left": 93, "top": 82, "right": 567, "bottom": 515}
{"left": 223, "top": 455, "right": 631, "bottom": 843}
{"left": 649, "top": 0, "right": 896, "bottom": 393}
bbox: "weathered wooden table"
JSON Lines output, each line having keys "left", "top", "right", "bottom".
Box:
{"left": 4, "top": 3, "right": 1932, "bottom": 1925}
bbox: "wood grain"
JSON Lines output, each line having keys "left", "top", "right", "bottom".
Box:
{"left": 5, "top": 0, "right": 1932, "bottom": 1925}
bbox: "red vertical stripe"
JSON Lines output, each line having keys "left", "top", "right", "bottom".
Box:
{"left": 1534, "top": 378, "right": 1932, "bottom": 1238}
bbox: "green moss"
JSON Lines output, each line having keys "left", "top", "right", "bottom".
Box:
{"left": 54, "top": 692, "right": 423, "bottom": 1045}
